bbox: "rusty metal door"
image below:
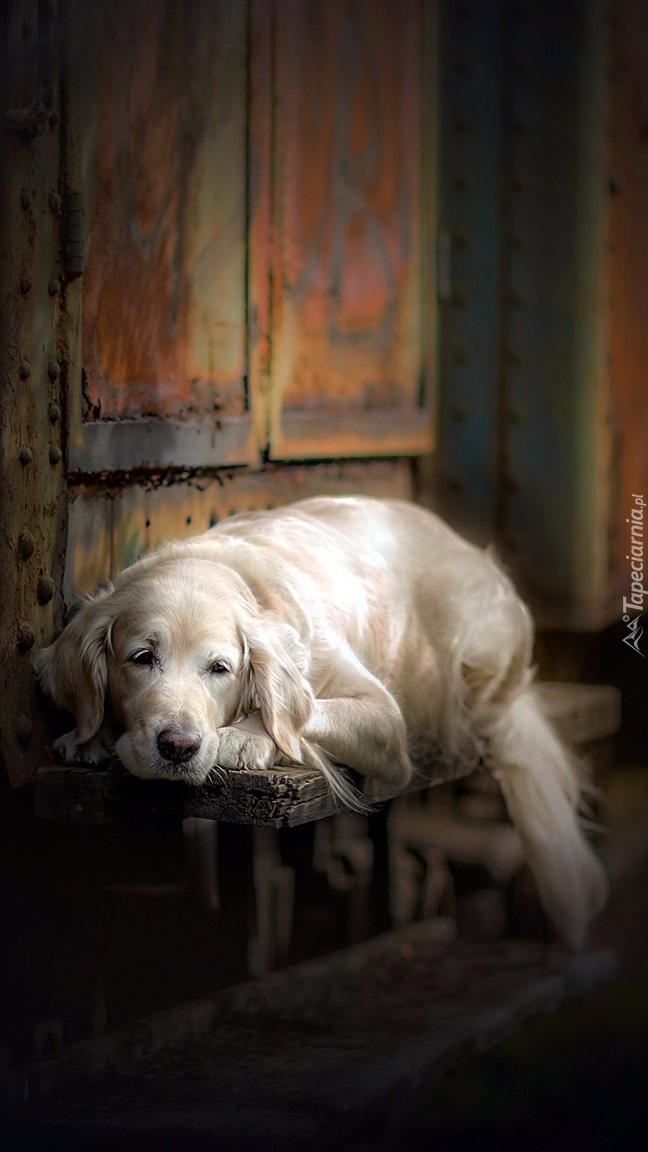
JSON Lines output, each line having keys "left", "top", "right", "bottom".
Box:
{"left": 66, "top": 0, "right": 255, "bottom": 474}
{"left": 0, "top": 0, "right": 437, "bottom": 787}
{"left": 251, "top": 0, "right": 436, "bottom": 461}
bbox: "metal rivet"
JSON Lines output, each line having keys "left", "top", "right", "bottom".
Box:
{"left": 18, "top": 528, "right": 36, "bottom": 560}
{"left": 19, "top": 447, "right": 33, "bottom": 466}
{"left": 48, "top": 278, "right": 62, "bottom": 296}
{"left": 48, "top": 402, "right": 60, "bottom": 423}
{"left": 49, "top": 191, "right": 62, "bottom": 214}
{"left": 49, "top": 445, "right": 63, "bottom": 466}
{"left": 37, "top": 574, "right": 56, "bottom": 604}
{"left": 21, "top": 190, "right": 32, "bottom": 210}
{"left": 16, "top": 713, "right": 34, "bottom": 746}
{"left": 19, "top": 275, "right": 32, "bottom": 294}
{"left": 19, "top": 358, "right": 31, "bottom": 379}
{"left": 17, "top": 622, "right": 35, "bottom": 653}
{"left": 48, "top": 360, "right": 61, "bottom": 381}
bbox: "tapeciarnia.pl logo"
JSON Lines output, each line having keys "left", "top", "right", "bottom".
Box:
{"left": 622, "top": 493, "right": 646, "bottom": 656}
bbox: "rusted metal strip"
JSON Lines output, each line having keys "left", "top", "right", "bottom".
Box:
{"left": 273, "top": 408, "right": 434, "bottom": 461}
{"left": 67, "top": 416, "right": 256, "bottom": 474}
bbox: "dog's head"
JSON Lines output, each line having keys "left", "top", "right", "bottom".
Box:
{"left": 35, "top": 558, "right": 314, "bottom": 785}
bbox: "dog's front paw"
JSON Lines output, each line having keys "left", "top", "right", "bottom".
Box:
{"left": 216, "top": 725, "right": 280, "bottom": 772}
{"left": 53, "top": 730, "right": 112, "bottom": 765}
{"left": 53, "top": 731, "right": 82, "bottom": 763}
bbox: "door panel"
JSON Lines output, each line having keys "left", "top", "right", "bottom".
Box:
{"left": 67, "top": 0, "right": 255, "bottom": 468}
{"left": 262, "top": 0, "right": 436, "bottom": 459}
{"left": 1, "top": 0, "right": 433, "bottom": 788}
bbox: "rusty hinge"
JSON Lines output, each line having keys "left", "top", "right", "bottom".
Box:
{"left": 63, "top": 189, "right": 85, "bottom": 279}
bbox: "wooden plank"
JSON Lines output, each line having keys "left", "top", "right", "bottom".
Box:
{"left": 0, "top": 921, "right": 616, "bottom": 1132}
{"left": 33, "top": 682, "right": 621, "bottom": 826}
{"left": 34, "top": 747, "right": 478, "bottom": 828}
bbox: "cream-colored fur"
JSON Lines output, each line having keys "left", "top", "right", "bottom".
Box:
{"left": 35, "top": 496, "right": 608, "bottom": 948}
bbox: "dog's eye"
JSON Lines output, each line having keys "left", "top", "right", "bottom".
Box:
{"left": 209, "top": 661, "right": 230, "bottom": 676}
{"left": 130, "top": 650, "right": 155, "bottom": 666}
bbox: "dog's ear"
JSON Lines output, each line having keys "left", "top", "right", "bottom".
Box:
{"left": 240, "top": 619, "right": 314, "bottom": 762}
{"left": 34, "top": 589, "right": 114, "bottom": 744}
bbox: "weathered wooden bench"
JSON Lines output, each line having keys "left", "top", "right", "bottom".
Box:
{"left": 31, "top": 681, "right": 621, "bottom": 962}
{"left": 34, "top": 681, "right": 620, "bottom": 827}
{"left": 1, "top": 921, "right": 617, "bottom": 1143}
{"left": 2, "top": 682, "right": 620, "bottom": 1143}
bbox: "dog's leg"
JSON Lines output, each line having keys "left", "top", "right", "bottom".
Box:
{"left": 303, "top": 696, "right": 411, "bottom": 790}
{"left": 487, "top": 690, "right": 609, "bottom": 950}
{"left": 302, "top": 649, "right": 412, "bottom": 792}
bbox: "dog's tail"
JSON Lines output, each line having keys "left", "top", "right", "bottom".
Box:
{"left": 434, "top": 552, "right": 607, "bottom": 949}
{"left": 488, "top": 689, "right": 609, "bottom": 950}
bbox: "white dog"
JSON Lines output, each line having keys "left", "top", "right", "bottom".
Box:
{"left": 35, "top": 496, "right": 608, "bottom": 948}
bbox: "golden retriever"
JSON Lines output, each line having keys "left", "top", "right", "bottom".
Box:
{"left": 35, "top": 496, "right": 608, "bottom": 948}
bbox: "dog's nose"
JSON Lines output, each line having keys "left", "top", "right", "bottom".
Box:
{"left": 157, "top": 728, "right": 202, "bottom": 763}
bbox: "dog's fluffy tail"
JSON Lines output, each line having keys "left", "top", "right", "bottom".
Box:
{"left": 488, "top": 690, "right": 608, "bottom": 950}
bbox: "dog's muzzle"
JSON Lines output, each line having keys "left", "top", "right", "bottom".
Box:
{"left": 156, "top": 727, "right": 202, "bottom": 764}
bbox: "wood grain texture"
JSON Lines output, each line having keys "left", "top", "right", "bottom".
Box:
{"left": 34, "top": 747, "right": 476, "bottom": 828}
{"left": 1, "top": 921, "right": 616, "bottom": 1130}
{"left": 33, "top": 683, "right": 621, "bottom": 826}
